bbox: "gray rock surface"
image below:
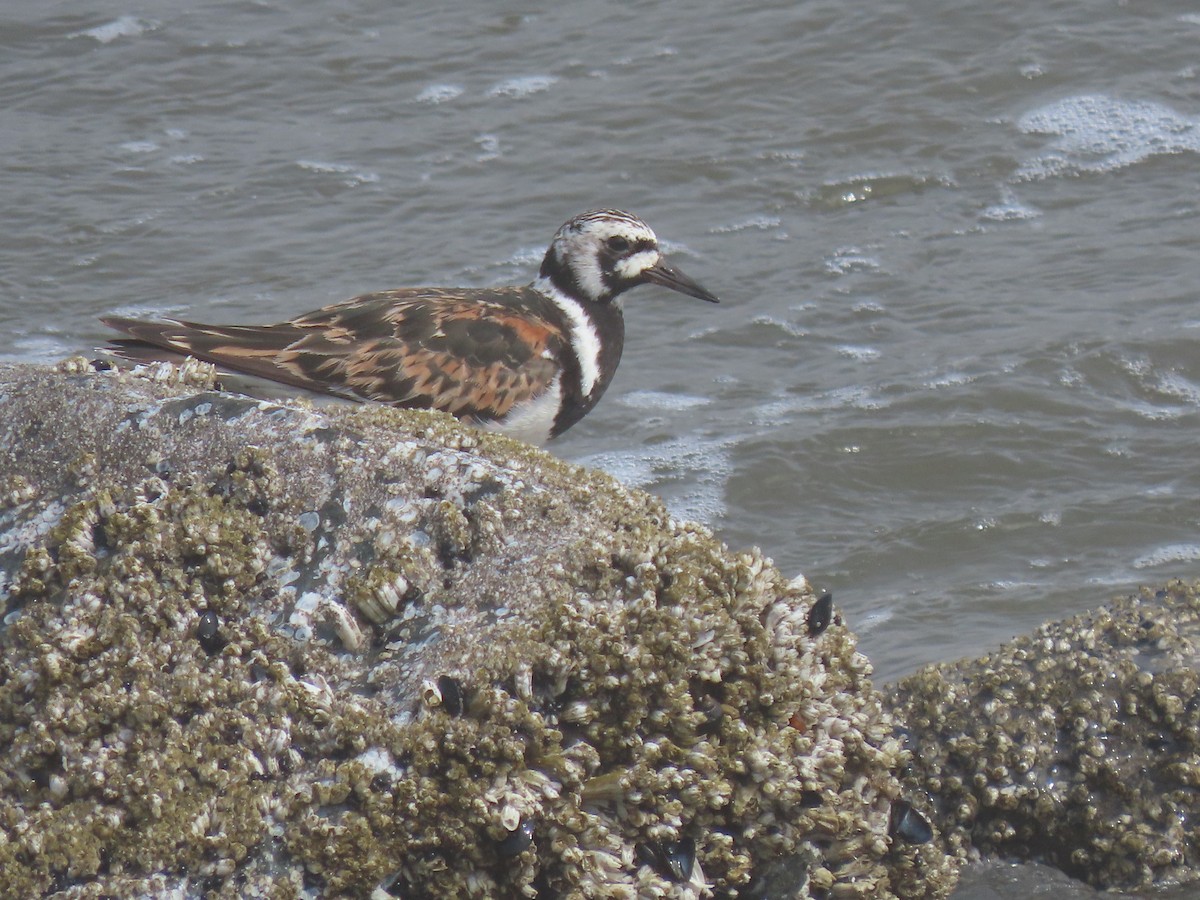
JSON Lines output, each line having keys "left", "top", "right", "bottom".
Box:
{"left": 0, "top": 361, "right": 953, "bottom": 899}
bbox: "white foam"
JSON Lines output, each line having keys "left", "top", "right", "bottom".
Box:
{"left": 296, "top": 160, "right": 379, "bottom": 185}
{"left": 1120, "top": 399, "right": 1187, "bottom": 421}
{"left": 924, "top": 371, "right": 975, "bottom": 389}
{"left": 415, "top": 84, "right": 464, "bottom": 104}
{"left": 71, "top": 16, "right": 156, "bottom": 43}
{"left": 475, "top": 134, "right": 501, "bottom": 161}
{"left": 576, "top": 435, "right": 732, "bottom": 523}
{"left": 756, "top": 384, "right": 888, "bottom": 420}
{"left": 1155, "top": 372, "right": 1200, "bottom": 406}
{"left": 619, "top": 390, "right": 711, "bottom": 411}
{"left": 1133, "top": 543, "right": 1200, "bottom": 569}
{"left": 1015, "top": 94, "right": 1200, "bottom": 179}
{"left": 750, "top": 315, "right": 807, "bottom": 338}
{"left": 487, "top": 76, "right": 557, "bottom": 99}
{"left": 824, "top": 247, "right": 881, "bottom": 275}
{"left": 836, "top": 345, "right": 881, "bottom": 362}
{"left": 980, "top": 198, "right": 1041, "bottom": 222}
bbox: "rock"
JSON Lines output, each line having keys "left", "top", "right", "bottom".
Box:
{"left": 892, "top": 580, "right": 1200, "bottom": 891}
{"left": 0, "top": 361, "right": 956, "bottom": 899}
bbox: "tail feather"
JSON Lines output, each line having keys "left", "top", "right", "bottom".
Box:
{"left": 98, "top": 315, "right": 326, "bottom": 394}
{"left": 100, "top": 315, "right": 296, "bottom": 358}
{"left": 103, "top": 339, "right": 194, "bottom": 366}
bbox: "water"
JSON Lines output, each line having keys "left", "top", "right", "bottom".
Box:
{"left": 3, "top": 2, "right": 1200, "bottom": 896}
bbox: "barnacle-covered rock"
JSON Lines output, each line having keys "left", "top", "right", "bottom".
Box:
{"left": 0, "top": 361, "right": 957, "bottom": 898}
{"left": 892, "top": 579, "right": 1200, "bottom": 891}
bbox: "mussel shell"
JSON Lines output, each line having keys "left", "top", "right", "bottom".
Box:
{"left": 636, "top": 836, "right": 695, "bottom": 882}
{"left": 807, "top": 592, "right": 833, "bottom": 637}
{"left": 436, "top": 675, "right": 464, "bottom": 717}
{"left": 197, "top": 611, "right": 227, "bottom": 655}
{"left": 889, "top": 799, "right": 933, "bottom": 844}
{"left": 496, "top": 818, "right": 535, "bottom": 857}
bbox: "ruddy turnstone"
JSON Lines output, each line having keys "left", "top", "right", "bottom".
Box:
{"left": 101, "top": 209, "right": 719, "bottom": 445}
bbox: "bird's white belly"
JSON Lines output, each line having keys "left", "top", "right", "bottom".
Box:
{"left": 489, "top": 376, "right": 561, "bottom": 446}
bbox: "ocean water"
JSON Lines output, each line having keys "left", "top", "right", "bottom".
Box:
{"left": 3, "top": 1, "right": 1199, "bottom": 896}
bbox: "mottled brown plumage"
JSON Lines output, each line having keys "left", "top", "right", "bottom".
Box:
{"left": 106, "top": 288, "right": 567, "bottom": 422}
{"left": 102, "top": 209, "right": 719, "bottom": 444}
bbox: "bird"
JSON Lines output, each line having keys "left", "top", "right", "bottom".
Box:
{"left": 101, "top": 209, "right": 719, "bottom": 445}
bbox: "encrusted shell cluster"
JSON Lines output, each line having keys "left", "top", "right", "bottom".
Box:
{"left": 893, "top": 580, "right": 1200, "bottom": 891}
{"left": 0, "top": 362, "right": 960, "bottom": 898}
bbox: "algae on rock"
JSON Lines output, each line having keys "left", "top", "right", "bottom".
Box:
{"left": 0, "top": 361, "right": 956, "bottom": 898}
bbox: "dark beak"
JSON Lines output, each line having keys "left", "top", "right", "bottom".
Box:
{"left": 642, "top": 260, "right": 720, "bottom": 304}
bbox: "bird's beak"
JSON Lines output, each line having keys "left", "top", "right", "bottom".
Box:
{"left": 642, "top": 259, "right": 720, "bottom": 304}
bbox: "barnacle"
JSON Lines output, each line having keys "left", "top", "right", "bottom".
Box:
{"left": 0, "top": 362, "right": 960, "bottom": 898}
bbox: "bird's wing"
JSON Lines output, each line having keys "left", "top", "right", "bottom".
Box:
{"left": 102, "top": 287, "right": 566, "bottom": 421}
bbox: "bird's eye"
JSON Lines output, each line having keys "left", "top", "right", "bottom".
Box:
{"left": 606, "top": 235, "right": 630, "bottom": 253}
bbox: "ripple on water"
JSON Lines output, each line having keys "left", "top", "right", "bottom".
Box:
{"left": 708, "top": 216, "right": 782, "bottom": 234}
{"left": 119, "top": 141, "right": 160, "bottom": 155}
{"left": 6, "top": 336, "right": 75, "bottom": 365}
{"left": 1015, "top": 94, "right": 1200, "bottom": 179}
{"left": 763, "top": 384, "right": 889, "bottom": 419}
{"left": 810, "top": 172, "right": 952, "bottom": 210}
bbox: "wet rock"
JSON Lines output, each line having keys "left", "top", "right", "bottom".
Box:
{"left": 891, "top": 579, "right": 1200, "bottom": 891}
{"left": 0, "top": 361, "right": 956, "bottom": 899}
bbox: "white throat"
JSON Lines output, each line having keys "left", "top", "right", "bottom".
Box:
{"left": 533, "top": 275, "right": 603, "bottom": 399}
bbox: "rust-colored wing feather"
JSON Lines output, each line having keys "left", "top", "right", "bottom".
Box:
{"left": 102, "top": 287, "right": 566, "bottom": 423}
